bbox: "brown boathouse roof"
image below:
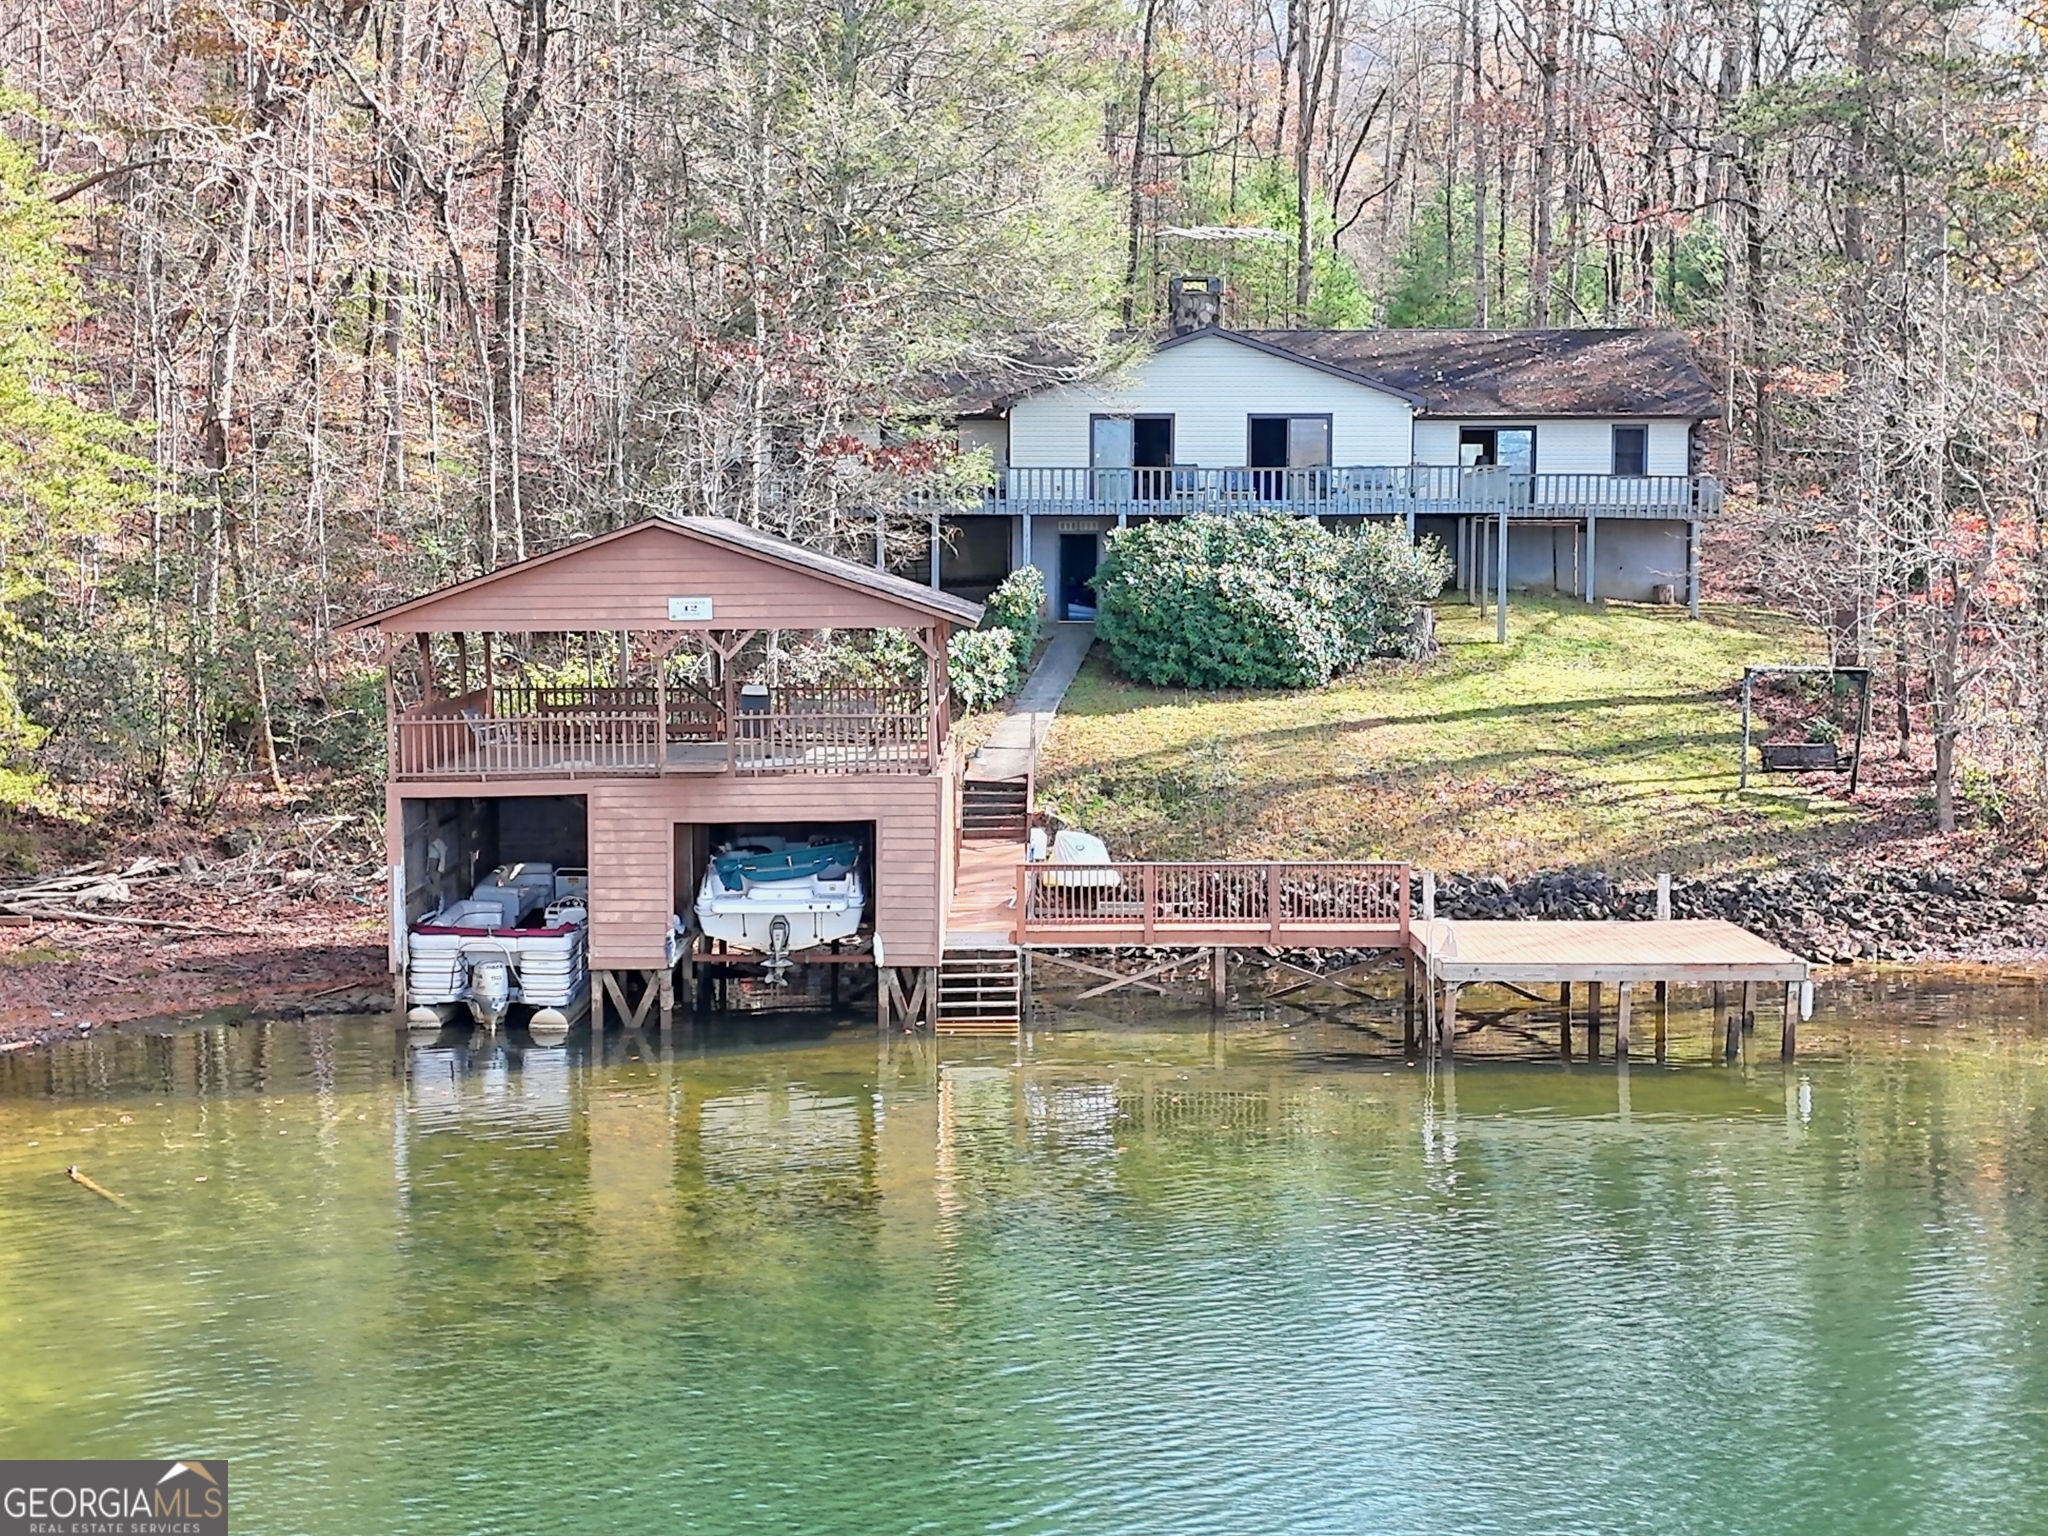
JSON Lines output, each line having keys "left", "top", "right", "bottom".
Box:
{"left": 343, "top": 516, "right": 984, "bottom": 635}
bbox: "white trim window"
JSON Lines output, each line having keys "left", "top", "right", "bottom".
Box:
{"left": 1612, "top": 424, "right": 1649, "bottom": 477}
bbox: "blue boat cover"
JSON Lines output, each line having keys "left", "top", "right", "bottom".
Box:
{"left": 714, "top": 841, "right": 860, "bottom": 887}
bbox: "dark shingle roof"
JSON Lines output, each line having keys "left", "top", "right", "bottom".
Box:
{"left": 1234, "top": 327, "right": 1715, "bottom": 417}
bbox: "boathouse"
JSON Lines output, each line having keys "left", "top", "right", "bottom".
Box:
{"left": 345, "top": 516, "right": 982, "bottom": 1025}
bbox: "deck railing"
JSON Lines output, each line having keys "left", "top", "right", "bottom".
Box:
{"left": 732, "top": 685, "right": 930, "bottom": 774}
{"left": 1016, "top": 860, "right": 1412, "bottom": 946}
{"left": 492, "top": 682, "right": 725, "bottom": 741}
{"left": 392, "top": 682, "right": 930, "bottom": 781}
{"left": 393, "top": 708, "right": 663, "bottom": 780}
{"left": 928, "top": 466, "right": 1720, "bottom": 520}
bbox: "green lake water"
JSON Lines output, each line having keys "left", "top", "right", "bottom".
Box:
{"left": 3, "top": 977, "right": 2048, "bottom": 1534}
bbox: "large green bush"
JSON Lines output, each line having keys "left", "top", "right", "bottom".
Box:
{"left": 948, "top": 628, "right": 1023, "bottom": 713}
{"left": 1093, "top": 516, "right": 1448, "bottom": 689}
{"left": 981, "top": 565, "right": 1044, "bottom": 665}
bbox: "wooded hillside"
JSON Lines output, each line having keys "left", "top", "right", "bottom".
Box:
{"left": 4, "top": 0, "right": 2048, "bottom": 838}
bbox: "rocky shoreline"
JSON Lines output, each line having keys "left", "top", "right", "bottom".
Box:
{"left": 1428, "top": 866, "right": 2048, "bottom": 965}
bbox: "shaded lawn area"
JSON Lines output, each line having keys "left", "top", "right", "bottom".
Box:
{"left": 1038, "top": 598, "right": 1865, "bottom": 877}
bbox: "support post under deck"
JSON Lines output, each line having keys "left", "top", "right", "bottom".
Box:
{"left": 1495, "top": 506, "right": 1509, "bottom": 644}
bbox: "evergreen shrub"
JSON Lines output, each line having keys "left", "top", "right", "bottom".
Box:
{"left": 981, "top": 565, "right": 1044, "bottom": 666}
{"left": 1093, "top": 516, "right": 1448, "bottom": 689}
{"left": 948, "top": 629, "right": 1022, "bottom": 713}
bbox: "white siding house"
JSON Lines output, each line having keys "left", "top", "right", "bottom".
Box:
{"left": 1409, "top": 417, "right": 1690, "bottom": 475}
{"left": 1007, "top": 332, "right": 1416, "bottom": 469}
{"left": 929, "top": 310, "right": 1720, "bottom": 617}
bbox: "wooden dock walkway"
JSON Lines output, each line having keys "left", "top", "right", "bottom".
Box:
{"left": 943, "top": 849, "right": 1812, "bottom": 1056}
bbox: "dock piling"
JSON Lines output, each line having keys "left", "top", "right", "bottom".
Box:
{"left": 1615, "top": 982, "right": 1633, "bottom": 1057}
{"left": 1781, "top": 980, "right": 1798, "bottom": 1060}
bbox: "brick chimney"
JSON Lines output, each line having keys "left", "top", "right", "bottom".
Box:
{"left": 1167, "top": 275, "right": 1223, "bottom": 335}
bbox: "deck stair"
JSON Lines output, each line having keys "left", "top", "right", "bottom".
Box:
{"left": 961, "top": 778, "right": 1030, "bottom": 842}
{"left": 935, "top": 948, "right": 1023, "bottom": 1034}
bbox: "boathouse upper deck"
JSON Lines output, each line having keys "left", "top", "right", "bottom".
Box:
{"left": 345, "top": 517, "right": 984, "bottom": 784}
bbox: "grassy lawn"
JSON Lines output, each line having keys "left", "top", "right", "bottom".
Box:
{"left": 1038, "top": 598, "right": 1864, "bottom": 877}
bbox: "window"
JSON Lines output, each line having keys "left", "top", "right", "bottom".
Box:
{"left": 1091, "top": 414, "right": 1175, "bottom": 500}
{"left": 1458, "top": 426, "right": 1536, "bottom": 474}
{"left": 1612, "top": 425, "right": 1648, "bottom": 477}
{"left": 1247, "top": 415, "right": 1333, "bottom": 499}
{"left": 1247, "top": 415, "right": 1333, "bottom": 469}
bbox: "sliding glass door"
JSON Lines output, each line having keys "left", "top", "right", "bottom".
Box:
{"left": 1091, "top": 415, "right": 1174, "bottom": 501}
{"left": 1247, "top": 415, "right": 1332, "bottom": 500}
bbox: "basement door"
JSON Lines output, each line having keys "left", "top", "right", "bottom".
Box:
{"left": 1059, "top": 533, "right": 1100, "bottom": 621}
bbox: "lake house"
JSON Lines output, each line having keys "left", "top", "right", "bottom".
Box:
{"left": 930, "top": 277, "right": 1721, "bottom": 619}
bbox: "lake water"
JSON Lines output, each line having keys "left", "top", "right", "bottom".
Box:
{"left": 3, "top": 976, "right": 2047, "bottom": 1534}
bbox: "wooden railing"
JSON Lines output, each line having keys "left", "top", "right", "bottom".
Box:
{"left": 732, "top": 685, "right": 930, "bottom": 774}
{"left": 1015, "top": 860, "right": 1412, "bottom": 946}
{"left": 393, "top": 708, "right": 662, "bottom": 780}
{"left": 492, "top": 682, "right": 724, "bottom": 741}
{"left": 925, "top": 466, "right": 1720, "bottom": 520}
{"left": 393, "top": 680, "right": 933, "bottom": 781}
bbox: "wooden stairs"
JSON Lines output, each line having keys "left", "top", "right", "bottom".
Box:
{"left": 935, "top": 948, "right": 1023, "bottom": 1034}
{"left": 961, "top": 777, "right": 1030, "bottom": 842}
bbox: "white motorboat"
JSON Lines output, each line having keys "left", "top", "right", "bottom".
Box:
{"left": 407, "top": 863, "right": 591, "bottom": 1029}
{"left": 694, "top": 836, "right": 867, "bottom": 974}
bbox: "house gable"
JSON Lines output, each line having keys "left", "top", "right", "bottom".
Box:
{"left": 1004, "top": 330, "right": 1419, "bottom": 467}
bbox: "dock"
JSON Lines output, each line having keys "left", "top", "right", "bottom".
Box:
{"left": 1419, "top": 916, "right": 1808, "bottom": 1059}
{"left": 943, "top": 841, "right": 1811, "bottom": 1057}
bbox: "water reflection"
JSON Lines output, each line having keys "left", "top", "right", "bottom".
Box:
{"left": 0, "top": 976, "right": 2045, "bottom": 1535}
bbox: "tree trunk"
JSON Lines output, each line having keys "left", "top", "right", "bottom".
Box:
{"left": 1122, "top": 0, "right": 1163, "bottom": 326}
{"left": 1469, "top": 0, "right": 1489, "bottom": 325}
{"left": 486, "top": 0, "right": 551, "bottom": 568}
{"left": 1527, "top": 0, "right": 1560, "bottom": 325}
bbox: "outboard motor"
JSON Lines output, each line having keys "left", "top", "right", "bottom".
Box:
{"left": 463, "top": 948, "right": 515, "bottom": 1029}
{"left": 764, "top": 914, "right": 794, "bottom": 981}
